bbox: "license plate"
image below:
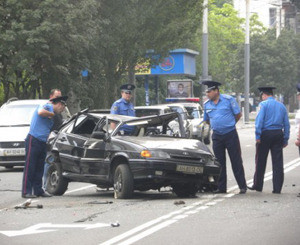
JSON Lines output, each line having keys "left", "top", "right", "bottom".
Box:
{"left": 3, "top": 148, "right": 25, "bottom": 156}
{"left": 176, "top": 165, "right": 203, "bottom": 174}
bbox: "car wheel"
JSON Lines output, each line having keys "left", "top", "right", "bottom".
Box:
{"left": 172, "top": 183, "right": 198, "bottom": 198}
{"left": 113, "top": 164, "right": 133, "bottom": 199}
{"left": 46, "top": 162, "right": 68, "bottom": 195}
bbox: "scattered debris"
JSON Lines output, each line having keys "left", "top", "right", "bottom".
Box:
{"left": 174, "top": 200, "right": 185, "bottom": 205}
{"left": 264, "top": 201, "right": 268, "bottom": 203}
{"left": 292, "top": 184, "right": 296, "bottom": 187}
{"left": 297, "top": 193, "right": 300, "bottom": 198}
{"left": 14, "top": 199, "right": 43, "bottom": 209}
{"left": 87, "top": 201, "right": 113, "bottom": 205}
{"left": 111, "top": 222, "right": 120, "bottom": 227}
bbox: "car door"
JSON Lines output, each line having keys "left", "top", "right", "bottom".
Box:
{"left": 55, "top": 115, "right": 94, "bottom": 174}
{"left": 79, "top": 118, "right": 113, "bottom": 181}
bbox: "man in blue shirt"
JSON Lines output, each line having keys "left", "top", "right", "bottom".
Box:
{"left": 248, "top": 87, "right": 290, "bottom": 194}
{"left": 203, "top": 81, "right": 247, "bottom": 194}
{"left": 22, "top": 96, "right": 67, "bottom": 198}
{"left": 110, "top": 84, "right": 136, "bottom": 135}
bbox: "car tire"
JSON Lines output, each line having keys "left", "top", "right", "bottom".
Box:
{"left": 172, "top": 183, "right": 198, "bottom": 198}
{"left": 113, "top": 164, "right": 134, "bottom": 199}
{"left": 46, "top": 162, "right": 68, "bottom": 195}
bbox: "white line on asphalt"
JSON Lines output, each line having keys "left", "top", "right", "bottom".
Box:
{"left": 99, "top": 157, "right": 300, "bottom": 245}
{"left": 65, "top": 184, "right": 96, "bottom": 194}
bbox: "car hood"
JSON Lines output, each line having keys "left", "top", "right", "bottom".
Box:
{"left": 0, "top": 126, "right": 29, "bottom": 142}
{"left": 118, "top": 136, "right": 211, "bottom": 154}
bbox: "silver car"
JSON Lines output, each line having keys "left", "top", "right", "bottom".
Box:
{"left": 0, "top": 98, "right": 70, "bottom": 168}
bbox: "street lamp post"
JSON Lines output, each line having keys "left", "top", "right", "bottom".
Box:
{"left": 244, "top": 0, "right": 250, "bottom": 123}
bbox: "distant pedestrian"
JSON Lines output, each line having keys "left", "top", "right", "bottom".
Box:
{"left": 294, "top": 83, "right": 300, "bottom": 155}
{"left": 22, "top": 96, "right": 68, "bottom": 198}
{"left": 248, "top": 87, "right": 290, "bottom": 194}
{"left": 202, "top": 80, "right": 247, "bottom": 194}
{"left": 110, "top": 84, "right": 136, "bottom": 134}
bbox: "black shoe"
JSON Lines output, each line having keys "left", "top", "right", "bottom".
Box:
{"left": 38, "top": 191, "right": 52, "bottom": 197}
{"left": 22, "top": 194, "right": 37, "bottom": 198}
{"left": 272, "top": 191, "right": 281, "bottom": 194}
{"left": 239, "top": 188, "right": 247, "bottom": 194}
{"left": 213, "top": 189, "right": 227, "bottom": 194}
{"left": 247, "top": 186, "right": 262, "bottom": 192}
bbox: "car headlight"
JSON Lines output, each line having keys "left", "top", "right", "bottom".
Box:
{"left": 140, "top": 150, "right": 170, "bottom": 159}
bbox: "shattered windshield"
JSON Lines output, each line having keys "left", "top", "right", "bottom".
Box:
{"left": 115, "top": 112, "right": 185, "bottom": 137}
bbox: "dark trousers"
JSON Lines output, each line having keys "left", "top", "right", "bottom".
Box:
{"left": 253, "top": 130, "right": 284, "bottom": 193}
{"left": 212, "top": 129, "right": 247, "bottom": 191}
{"left": 22, "top": 134, "right": 47, "bottom": 196}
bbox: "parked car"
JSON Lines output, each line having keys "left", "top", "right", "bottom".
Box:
{"left": 45, "top": 110, "right": 220, "bottom": 199}
{"left": 135, "top": 104, "right": 193, "bottom": 138}
{"left": 164, "top": 103, "right": 194, "bottom": 138}
{"left": 181, "top": 103, "right": 203, "bottom": 139}
{"left": 0, "top": 98, "right": 71, "bottom": 169}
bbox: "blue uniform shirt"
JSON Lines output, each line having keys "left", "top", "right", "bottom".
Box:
{"left": 255, "top": 97, "right": 290, "bottom": 144}
{"left": 204, "top": 94, "right": 240, "bottom": 135}
{"left": 29, "top": 103, "right": 54, "bottom": 142}
{"left": 110, "top": 98, "right": 135, "bottom": 134}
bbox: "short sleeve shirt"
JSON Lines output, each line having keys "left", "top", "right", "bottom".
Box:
{"left": 110, "top": 98, "right": 135, "bottom": 133}
{"left": 29, "top": 103, "right": 54, "bottom": 142}
{"left": 203, "top": 94, "right": 240, "bottom": 135}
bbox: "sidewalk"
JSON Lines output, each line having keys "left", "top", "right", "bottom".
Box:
{"left": 236, "top": 111, "right": 295, "bottom": 130}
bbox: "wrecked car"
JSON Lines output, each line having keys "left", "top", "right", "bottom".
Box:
{"left": 46, "top": 110, "right": 220, "bottom": 199}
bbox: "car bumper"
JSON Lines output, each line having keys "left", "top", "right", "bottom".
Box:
{"left": 128, "top": 159, "right": 220, "bottom": 186}
{"left": 0, "top": 149, "right": 25, "bottom": 167}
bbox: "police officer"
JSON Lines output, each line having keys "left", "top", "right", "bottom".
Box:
{"left": 248, "top": 87, "right": 290, "bottom": 194}
{"left": 202, "top": 81, "right": 247, "bottom": 194}
{"left": 110, "top": 84, "right": 136, "bottom": 134}
{"left": 22, "top": 96, "right": 68, "bottom": 198}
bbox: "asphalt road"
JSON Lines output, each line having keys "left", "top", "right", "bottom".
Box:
{"left": 0, "top": 123, "right": 299, "bottom": 245}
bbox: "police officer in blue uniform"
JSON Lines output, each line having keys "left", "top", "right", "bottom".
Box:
{"left": 202, "top": 81, "right": 247, "bottom": 194}
{"left": 22, "top": 96, "right": 68, "bottom": 198}
{"left": 110, "top": 84, "right": 136, "bottom": 134}
{"left": 248, "top": 87, "right": 290, "bottom": 194}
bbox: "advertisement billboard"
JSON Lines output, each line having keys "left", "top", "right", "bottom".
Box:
{"left": 167, "top": 80, "right": 193, "bottom": 98}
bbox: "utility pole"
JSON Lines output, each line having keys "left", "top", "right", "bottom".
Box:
{"left": 200, "top": 0, "right": 209, "bottom": 107}
{"left": 244, "top": 0, "right": 250, "bottom": 123}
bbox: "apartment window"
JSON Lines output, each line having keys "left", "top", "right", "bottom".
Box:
{"left": 270, "top": 8, "right": 276, "bottom": 27}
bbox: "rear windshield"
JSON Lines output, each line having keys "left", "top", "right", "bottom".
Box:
{"left": 0, "top": 104, "right": 39, "bottom": 126}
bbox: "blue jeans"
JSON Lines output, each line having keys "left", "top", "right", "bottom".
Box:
{"left": 43, "top": 154, "right": 54, "bottom": 189}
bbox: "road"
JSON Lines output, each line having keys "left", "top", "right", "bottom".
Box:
{"left": 0, "top": 124, "right": 299, "bottom": 245}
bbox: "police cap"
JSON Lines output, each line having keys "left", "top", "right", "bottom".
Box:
{"left": 50, "top": 95, "right": 68, "bottom": 105}
{"left": 120, "top": 84, "right": 135, "bottom": 93}
{"left": 201, "top": 80, "right": 222, "bottom": 92}
{"left": 257, "top": 87, "right": 276, "bottom": 95}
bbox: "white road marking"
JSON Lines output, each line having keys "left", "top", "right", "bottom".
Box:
{"left": 99, "top": 158, "right": 300, "bottom": 245}
{"left": 0, "top": 223, "right": 111, "bottom": 237}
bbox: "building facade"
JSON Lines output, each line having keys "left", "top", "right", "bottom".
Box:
{"left": 233, "top": 0, "right": 299, "bottom": 34}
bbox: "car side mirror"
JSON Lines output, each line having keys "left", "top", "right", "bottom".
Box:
{"left": 91, "top": 131, "right": 106, "bottom": 140}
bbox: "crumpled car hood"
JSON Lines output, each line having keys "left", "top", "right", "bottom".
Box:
{"left": 119, "top": 136, "right": 211, "bottom": 154}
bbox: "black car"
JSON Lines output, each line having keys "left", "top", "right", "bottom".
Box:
{"left": 46, "top": 110, "right": 220, "bottom": 199}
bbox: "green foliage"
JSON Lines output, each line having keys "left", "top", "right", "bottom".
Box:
{"left": 232, "top": 28, "right": 300, "bottom": 107}
{"left": 0, "top": 0, "right": 203, "bottom": 110}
